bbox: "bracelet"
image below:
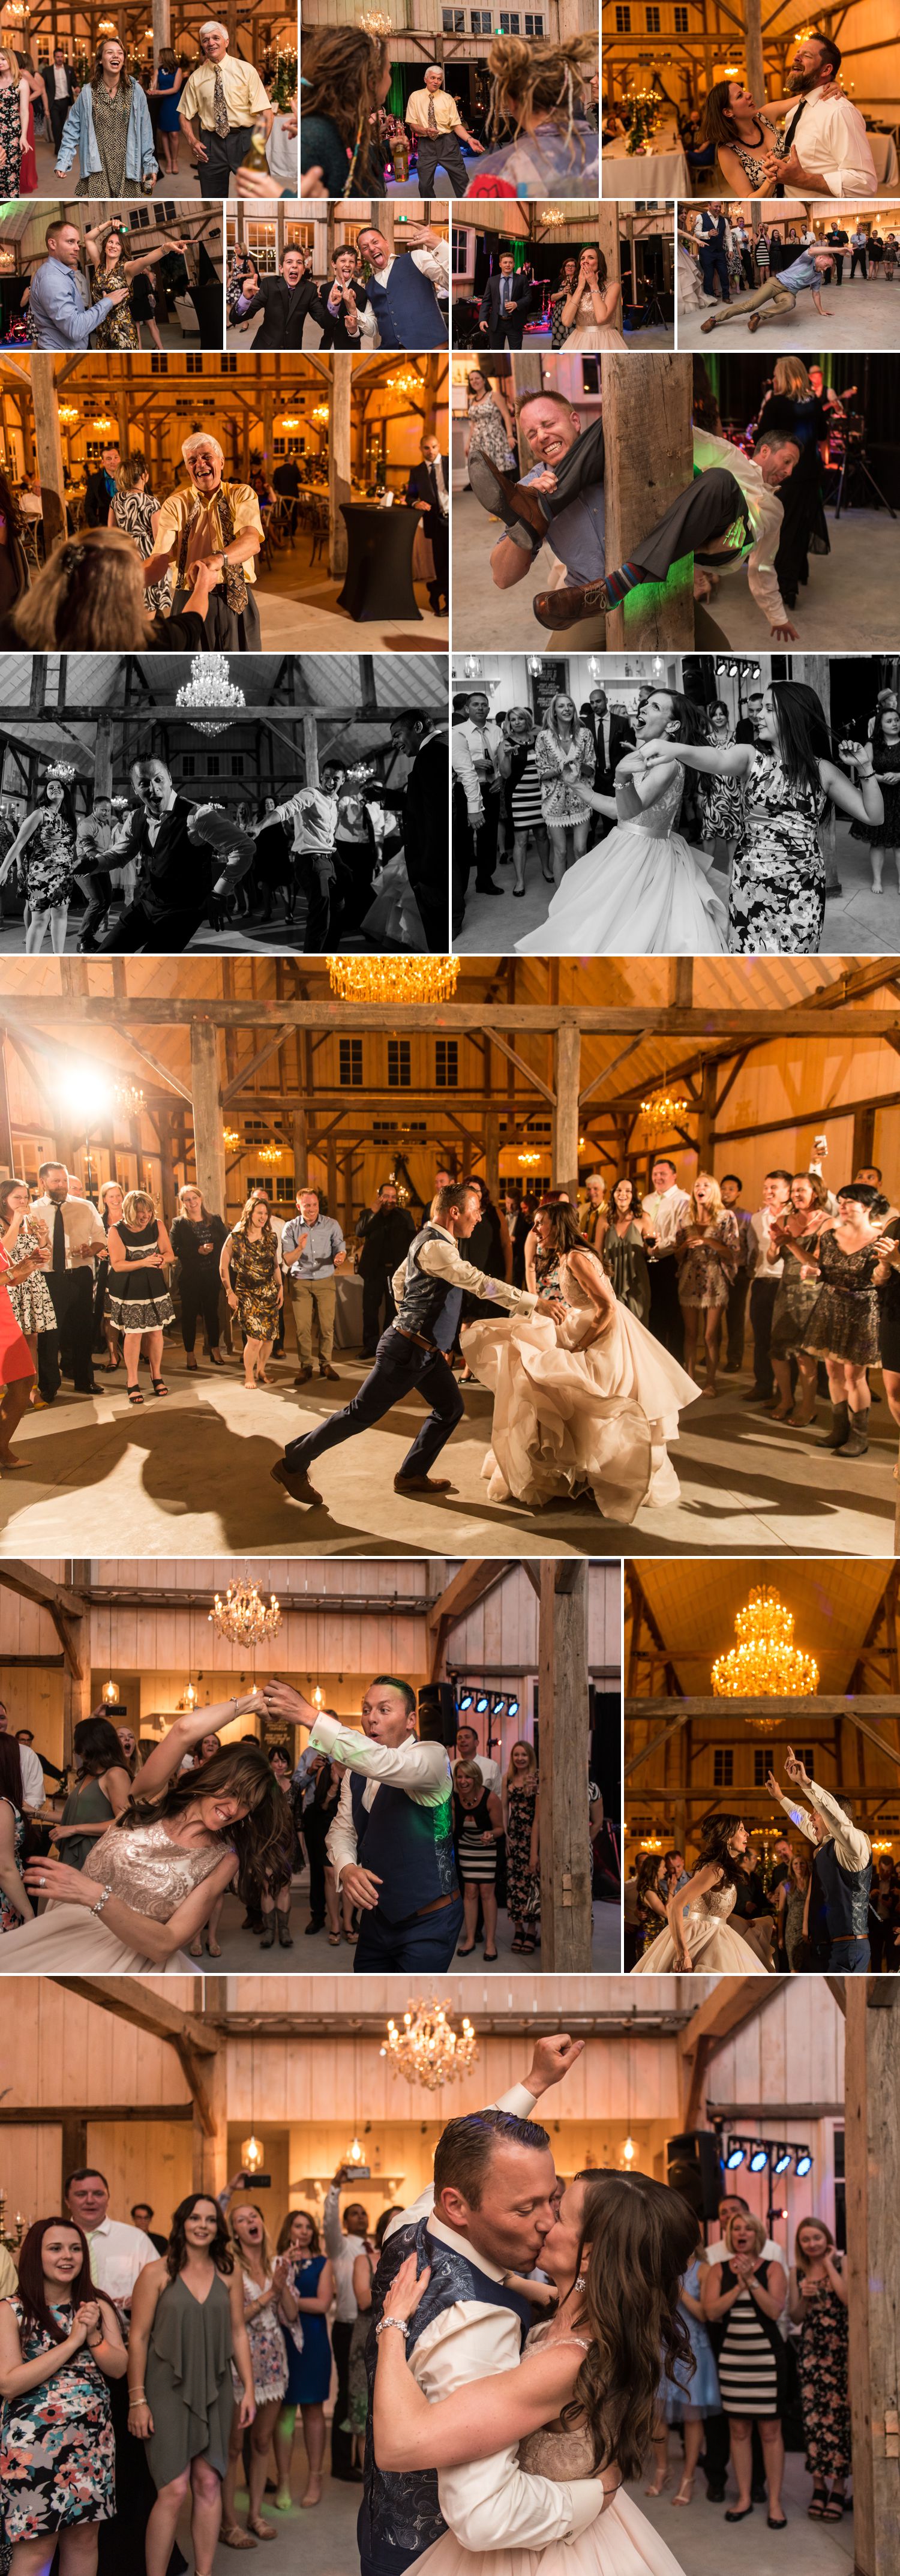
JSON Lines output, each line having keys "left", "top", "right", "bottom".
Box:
{"left": 128, "top": 2389, "right": 146, "bottom": 2402}
{"left": 374, "top": 2317, "right": 409, "bottom": 2341}
{"left": 90, "top": 1886, "right": 113, "bottom": 1918}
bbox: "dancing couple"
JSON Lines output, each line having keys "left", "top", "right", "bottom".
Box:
{"left": 359, "top": 2028, "right": 697, "bottom": 2576}
{"left": 271, "top": 1181, "right": 701, "bottom": 1525}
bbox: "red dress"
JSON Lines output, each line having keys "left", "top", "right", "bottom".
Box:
{"left": 0, "top": 1244, "right": 35, "bottom": 1381}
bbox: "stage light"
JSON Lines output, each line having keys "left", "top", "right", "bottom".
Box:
{"left": 491, "top": 1694, "right": 507, "bottom": 1719}
{"left": 725, "top": 2142, "right": 746, "bottom": 2169}
{"left": 772, "top": 2148, "right": 792, "bottom": 2175}
{"left": 749, "top": 2146, "right": 769, "bottom": 2173}
{"left": 508, "top": 1696, "right": 519, "bottom": 1717}
{"left": 476, "top": 1692, "right": 490, "bottom": 1714}
{"left": 458, "top": 1689, "right": 474, "bottom": 1711}
{"left": 795, "top": 2151, "right": 812, "bottom": 2177}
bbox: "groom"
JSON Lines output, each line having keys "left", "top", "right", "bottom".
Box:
{"left": 359, "top": 2031, "right": 614, "bottom": 2576}
{"left": 767, "top": 1746, "right": 872, "bottom": 1971}
{"left": 262, "top": 1674, "right": 463, "bottom": 1972}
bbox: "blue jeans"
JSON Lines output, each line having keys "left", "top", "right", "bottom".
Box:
{"left": 284, "top": 1324, "right": 464, "bottom": 1479}
{"left": 828, "top": 1937, "right": 869, "bottom": 1972}
{"left": 354, "top": 1894, "right": 465, "bottom": 1975}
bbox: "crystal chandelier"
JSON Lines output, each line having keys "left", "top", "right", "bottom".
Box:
{"left": 640, "top": 1089, "right": 691, "bottom": 1134}
{"left": 113, "top": 1079, "right": 145, "bottom": 1120}
{"left": 380, "top": 2000, "right": 478, "bottom": 2092}
{"left": 311, "top": 403, "right": 329, "bottom": 425}
{"left": 540, "top": 204, "right": 565, "bottom": 224}
{"left": 223, "top": 1126, "right": 240, "bottom": 1150}
{"left": 360, "top": 6, "right": 392, "bottom": 31}
{"left": 176, "top": 653, "right": 246, "bottom": 737}
{"left": 258, "top": 1142, "right": 283, "bottom": 1165}
{"left": 518, "top": 1145, "right": 541, "bottom": 1168}
{"left": 209, "top": 1577, "right": 282, "bottom": 1648}
{"left": 326, "top": 957, "right": 460, "bottom": 1004}
{"left": 712, "top": 1586, "right": 818, "bottom": 1718}
{"left": 59, "top": 403, "right": 79, "bottom": 427}
{"left": 385, "top": 366, "right": 421, "bottom": 397}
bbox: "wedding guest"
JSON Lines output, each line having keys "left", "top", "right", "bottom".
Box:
{"left": 323, "top": 2173, "right": 370, "bottom": 2482}
{"left": 106, "top": 1189, "right": 175, "bottom": 1407}
{"left": 273, "top": 2211, "right": 334, "bottom": 2510}
{"left": 788, "top": 2218, "right": 849, "bottom": 2520}
{"left": 649, "top": 2240, "right": 719, "bottom": 2504}
{"left": 0, "top": 1177, "right": 54, "bottom": 1374}
{"left": 766, "top": 1170, "right": 832, "bottom": 1425}
{"left": 533, "top": 691, "right": 594, "bottom": 883}
{"left": 503, "top": 1738, "right": 539, "bottom": 1953}
{"left": 643, "top": 1157, "right": 691, "bottom": 1360}
{"left": 767, "top": 34, "right": 875, "bottom": 195}
{"left": 299, "top": 28, "right": 391, "bottom": 197}
{"left": 0, "top": 771, "right": 80, "bottom": 958}
{"left": 55, "top": 37, "right": 157, "bottom": 196}
{"left": 453, "top": 1760, "right": 503, "bottom": 1960}
{"left": 404, "top": 64, "right": 484, "bottom": 199}
{"left": 116, "top": 1726, "right": 139, "bottom": 1777}
{"left": 718, "top": 1174, "right": 753, "bottom": 1370}
{"left": 453, "top": 1724, "right": 502, "bottom": 1797}
{"left": 142, "top": 431, "right": 263, "bottom": 652}
{"left": 170, "top": 1183, "right": 227, "bottom": 1372}
{"left": 220, "top": 1192, "right": 283, "bottom": 1390}
{"left": 130, "top": 2206, "right": 168, "bottom": 2257}
{"left": 0, "top": 2215, "right": 126, "bottom": 2565}
{"left": 701, "top": 2211, "right": 788, "bottom": 2527}
{"left": 783, "top": 1848, "right": 814, "bottom": 1969}
{"left": 601, "top": 1177, "right": 650, "bottom": 1323}
{"left": 54, "top": 1714, "right": 132, "bottom": 1872}
{"left": 635, "top": 1852, "right": 668, "bottom": 1953}
{"left": 281, "top": 1186, "right": 346, "bottom": 1389}
{"left": 109, "top": 455, "right": 169, "bottom": 614}
{"left": 799, "top": 1181, "right": 889, "bottom": 1455}
{"left": 548, "top": 255, "right": 578, "bottom": 346}
{"left": 0, "top": 49, "right": 31, "bottom": 197}
{"left": 355, "top": 1184, "right": 416, "bottom": 1358}
{"left": 178, "top": 19, "right": 272, "bottom": 198}
{"left": 0, "top": 527, "right": 216, "bottom": 656}
{"left": 218, "top": 2197, "right": 294, "bottom": 2544}
{"left": 31, "top": 1159, "right": 106, "bottom": 1407}
{"left": 127, "top": 2192, "right": 255, "bottom": 2576}
{"left": 746, "top": 1169, "right": 793, "bottom": 1402}
{"left": 0, "top": 1732, "right": 32, "bottom": 1932}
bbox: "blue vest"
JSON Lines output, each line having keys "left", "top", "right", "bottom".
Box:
{"left": 350, "top": 1764, "right": 457, "bottom": 1922}
{"left": 362, "top": 256, "right": 448, "bottom": 351}
{"left": 394, "top": 1223, "right": 461, "bottom": 1350}
{"left": 359, "top": 2215, "right": 532, "bottom": 2576}
{"left": 813, "top": 1836, "right": 872, "bottom": 1941}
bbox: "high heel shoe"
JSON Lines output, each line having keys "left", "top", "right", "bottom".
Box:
{"left": 672, "top": 2476, "right": 694, "bottom": 2506}
{"left": 645, "top": 2473, "right": 671, "bottom": 2497}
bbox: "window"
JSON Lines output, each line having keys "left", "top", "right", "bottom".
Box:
{"left": 713, "top": 1747, "right": 733, "bottom": 1788}
{"left": 645, "top": 4, "right": 660, "bottom": 26}
{"left": 499, "top": 9, "right": 520, "bottom": 26}
{"left": 340, "top": 1038, "right": 364, "bottom": 1088}
{"left": 674, "top": 5, "right": 689, "bottom": 25}
{"left": 436, "top": 1039, "right": 458, "bottom": 1088}
{"left": 246, "top": 221, "right": 278, "bottom": 272}
{"left": 524, "top": 11, "right": 543, "bottom": 28}
{"left": 451, "top": 227, "right": 470, "bottom": 274}
{"left": 220, "top": 353, "right": 238, "bottom": 372}
{"left": 373, "top": 1119, "right": 426, "bottom": 1141}
{"left": 387, "top": 1039, "right": 411, "bottom": 1088}
{"left": 246, "top": 1174, "right": 295, "bottom": 1203}
{"left": 443, "top": 7, "right": 464, "bottom": 25}
{"left": 185, "top": 352, "right": 204, "bottom": 373}
{"left": 150, "top": 352, "right": 169, "bottom": 373}
{"left": 615, "top": 4, "right": 630, "bottom": 25}
{"left": 470, "top": 7, "right": 491, "bottom": 26}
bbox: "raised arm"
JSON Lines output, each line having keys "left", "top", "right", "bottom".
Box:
{"left": 131, "top": 1695, "right": 260, "bottom": 1799}
{"left": 819, "top": 752, "right": 883, "bottom": 829}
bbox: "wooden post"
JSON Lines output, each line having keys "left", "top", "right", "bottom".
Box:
{"left": 844, "top": 1981, "right": 900, "bottom": 2576}
{"left": 0, "top": 1028, "right": 13, "bottom": 1177}
{"left": 302, "top": 715, "right": 319, "bottom": 790}
{"left": 601, "top": 353, "right": 695, "bottom": 650}
{"left": 484, "top": 1111, "right": 499, "bottom": 1207}
{"left": 596, "top": 202, "right": 621, "bottom": 289}
{"left": 193, "top": 1978, "right": 229, "bottom": 2194}
{"left": 696, "top": 1057, "right": 716, "bottom": 1171}
{"left": 190, "top": 1016, "right": 226, "bottom": 1221}
{"left": 62, "top": 1660, "right": 92, "bottom": 1770}
{"left": 292, "top": 1109, "right": 308, "bottom": 1187}
{"left": 328, "top": 353, "right": 353, "bottom": 581}
{"left": 94, "top": 715, "right": 112, "bottom": 805}
{"left": 744, "top": 0, "right": 765, "bottom": 107}
{"left": 538, "top": 1563, "right": 591, "bottom": 1971}
{"left": 30, "top": 356, "right": 67, "bottom": 557}
{"left": 553, "top": 1018, "right": 581, "bottom": 1205}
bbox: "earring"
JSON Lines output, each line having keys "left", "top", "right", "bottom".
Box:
{"left": 575, "top": 2274, "right": 586, "bottom": 2293}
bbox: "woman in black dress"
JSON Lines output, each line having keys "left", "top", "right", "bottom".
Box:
{"left": 755, "top": 358, "right": 830, "bottom": 608}
{"left": 170, "top": 1183, "right": 227, "bottom": 1372}
{"left": 106, "top": 1188, "right": 176, "bottom": 1405}
{"left": 801, "top": 1181, "right": 891, "bottom": 1457}
{"left": 453, "top": 1759, "right": 503, "bottom": 1960}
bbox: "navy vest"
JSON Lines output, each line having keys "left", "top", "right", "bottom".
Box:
{"left": 359, "top": 2215, "right": 532, "bottom": 2576}
{"left": 350, "top": 1765, "right": 457, "bottom": 1921}
{"left": 363, "top": 256, "right": 448, "bottom": 352}
{"left": 813, "top": 1836, "right": 872, "bottom": 1940}
{"left": 394, "top": 1223, "right": 462, "bottom": 1350}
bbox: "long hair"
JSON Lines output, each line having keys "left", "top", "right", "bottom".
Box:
{"left": 687, "top": 1172, "right": 724, "bottom": 1226}
{"left": 692, "top": 355, "right": 721, "bottom": 434}
{"left": 611, "top": 1173, "right": 643, "bottom": 1220}
{"left": 74, "top": 1712, "right": 129, "bottom": 1778}
{"left": 166, "top": 2193, "right": 233, "bottom": 2281}
{"left": 233, "top": 1192, "right": 274, "bottom": 1240}
{"left": 91, "top": 38, "right": 131, "bottom": 94}
{"left": 277, "top": 2209, "right": 320, "bottom": 2257}
{"left": 635, "top": 1851, "right": 665, "bottom": 1923}
{"left": 0, "top": 1176, "right": 30, "bottom": 1227}
{"left": 504, "top": 1737, "right": 537, "bottom": 1792}
{"left": 116, "top": 1743, "right": 290, "bottom": 1879}
{"left": 0, "top": 1731, "right": 23, "bottom": 1810}
{"left": 544, "top": 691, "right": 580, "bottom": 742}
{"left": 231, "top": 2207, "right": 274, "bottom": 2275}
{"left": 773, "top": 353, "right": 811, "bottom": 400}
{"left": 177, "top": 1182, "right": 211, "bottom": 1218}
{"left": 699, "top": 79, "right": 746, "bottom": 148}
{"left": 16, "top": 2217, "right": 99, "bottom": 2343}
{"left": 485, "top": 32, "right": 596, "bottom": 154}
{"left": 0, "top": 467, "right": 22, "bottom": 539}
{"left": 794, "top": 2215, "right": 835, "bottom": 2272}
{"left": 116, "top": 450, "right": 149, "bottom": 491}
{"left": 696, "top": 1814, "right": 746, "bottom": 1890}
{"left": 301, "top": 28, "right": 389, "bottom": 192}
{"left": 561, "top": 2173, "right": 697, "bottom": 2482}
{"left": 12, "top": 530, "right": 155, "bottom": 652}
{"left": 37, "top": 774, "right": 79, "bottom": 839}
{"left": 535, "top": 1199, "right": 595, "bottom": 1265}
{"left": 769, "top": 680, "right": 832, "bottom": 802}
{"left": 576, "top": 246, "right": 608, "bottom": 289}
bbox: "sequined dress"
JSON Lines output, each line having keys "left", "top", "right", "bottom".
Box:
{"left": 412, "top": 2323, "right": 688, "bottom": 2576}
{"left": 0, "top": 1816, "right": 233, "bottom": 1972}
{"left": 516, "top": 770, "right": 727, "bottom": 958}
{"left": 632, "top": 1875, "right": 770, "bottom": 1974}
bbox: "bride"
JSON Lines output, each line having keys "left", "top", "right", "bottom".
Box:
{"left": 1, "top": 1694, "right": 286, "bottom": 1972}
{"left": 461, "top": 1198, "right": 701, "bottom": 1523}
{"left": 515, "top": 690, "right": 727, "bottom": 957}
{"left": 557, "top": 247, "right": 626, "bottom": 350}
{"left": 372, "top": 2168, "right": 697, "bottom": 2576}
{"left": 632, "top": 1816, "right": 772, "bottom": 1975}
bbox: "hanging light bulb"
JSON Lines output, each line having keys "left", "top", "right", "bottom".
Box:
{"left": 240, "top": 2132, "right": 264, "bottom": 2174}
{"left": 102, "top": 1677, "right": 118, "bottom": 1705}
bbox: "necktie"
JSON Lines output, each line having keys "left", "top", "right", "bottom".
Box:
{"left": 52, "top": 1205, "right": 66, "bottom": 1276}
{"left": 781, "top": 95, "right": 806, "bottom": 155}
{"left": 428, "top": 92, "right": 438, "bottom": 133}
{"left": 212, "top": 62, "right": 230, "bottom": 139}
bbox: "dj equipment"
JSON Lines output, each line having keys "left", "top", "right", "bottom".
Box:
{"left": 832, "top": 410, "right": 898, "bottom": 519}
{"left": 666, "top": 2130, "right": 723, "bottom": 2221}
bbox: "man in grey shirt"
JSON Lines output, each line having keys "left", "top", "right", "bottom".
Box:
{"left": 281, "top": 1186, "right": 346, "bottom": 1386}
{"left": 470, "top": 389, "right": 606, "bottom": 646}
{"left": 29, "top": 215, "right": 129, "bottom": 349}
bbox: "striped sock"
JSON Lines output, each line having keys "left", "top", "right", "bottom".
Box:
{"left": 603, "top": 561, "right": 642, "bottom": 604}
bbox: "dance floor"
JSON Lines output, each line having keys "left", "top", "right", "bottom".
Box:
{"left": 0, "top": 1356, "right": 892, "bottom": 1557}
{"left": 707, "top": 503, "right": 891, "bottom": 651}
{"left": 679, "top": 275, "right": 900, "bottom": 351}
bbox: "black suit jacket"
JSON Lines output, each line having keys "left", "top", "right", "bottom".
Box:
{"left": 478, "top": 272, "right": 531, "bottom": 346}
{"left": 83, "top": 467, "right": 116, "bottom": 528}
{"left": 229, "top": 271, "right": 321, "bottom": 350}
{"left": 116, "top": 793, "right": 215, "bottom": 921}
{"left": 404, "top": 457, "right": 449, "bottom": 541}
{"left": 317, "top": 281, "right": 364, "bottom": 350}
{"left": 593, "top": 712, "right": 634, "bottom": 791}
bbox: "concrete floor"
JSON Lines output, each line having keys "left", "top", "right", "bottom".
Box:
{"left": 0, "top": 1352, "right": 893, "bottom": 1557}
{"left": 679, "top": 274, "right": 900, "bottom": 351}
{"left": 452, "top": 488, "right": 605, "bottom": 649}
{"left": 452, "top": 311, "right": 674, "bottom": 350}
{"left": 708, "top": 505, "right": 895, "bottom": 651}
{"left": 38, "top": 128, "right": 205, "bottom": 200}
{"left": 292, "top": 1891, "right": 620, "bottom": 1974}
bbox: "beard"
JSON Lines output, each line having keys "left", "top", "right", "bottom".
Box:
{"left": 788, "top": 62, "right": 821, "bottom": 92}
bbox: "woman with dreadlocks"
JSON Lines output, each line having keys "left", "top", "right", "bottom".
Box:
{"left": 465, "top": 33, "right": 599, "bottom": 197}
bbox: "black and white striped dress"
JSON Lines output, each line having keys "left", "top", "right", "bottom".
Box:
{"left": 716, "top": 2262, "right": 784, "bottom": 2417}
{"left": 454, "top": 1789, "right": 499, "bottom": 1885}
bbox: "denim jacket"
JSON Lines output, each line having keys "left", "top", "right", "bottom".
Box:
{"left": 56, "top": 77, "right": 157, "bottom": 181}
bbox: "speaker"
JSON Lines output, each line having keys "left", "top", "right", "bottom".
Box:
{"left": 666, "top": 2130, "right": 722, "bottom": 2221}
{"left": 418, "top": 1681, "right": 459, "bottom": 1747}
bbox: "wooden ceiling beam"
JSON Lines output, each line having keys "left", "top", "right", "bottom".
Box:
{"left": 0, "top": 1561, "right": 86, "bottom": 1618}
{"left": 4, "top": 998, "right": 899, "bottom": 1037}
{"left": 55, "top": 1975, "right": 219, "bottom": 2056}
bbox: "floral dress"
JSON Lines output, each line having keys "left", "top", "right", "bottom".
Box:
{"left": 550, "top": 280, "right": 577, "bottom": 348}
{"left": 505, "top": 1776, "right": 539, "bottom": 1921}
{"left": 76, "top": 79, "right": 140, "bottom": 196}
{"left": 91, "top": 255, "right": 139, "bottom": 350}
{"left": 727, "top": 749, "right": 826, "bottom": 953}
{"left": 0, "top": 1797, "right": 25, "bottom": 1931}
{"left": 802, "top": 1233, "right": 882, "bottom": 1367}
{"left": 0, "top": 83, "right": 22, "bottom": 196}
{"left": 676, "top": 1210, "right": 740, "bottom": 1308}
{"left": 534, "top": 725, "right": 594, "bottom": 828}
{"left": 227, "top": 1223, "right": 281, "bottom": 1339}
{"left": 697, "top": 730, "right": 745, "bottom": 840}
{"left": 232, "top": 2271, "right": 287, "bottom": 2406}
{"left": 5, "top": 1216, "right": 55, "bottom": 1335}
{"left": 796, "top": 2278, "right": 850, "bottom": 2481}
{"left": 19, "top": 811, "right": 78, "bottom": 913}
{"left": 466, "top": 392, "right": 512, "bottom": 473}
{"left": 0, "top": 2297, "right": 115, "bottom": 2539}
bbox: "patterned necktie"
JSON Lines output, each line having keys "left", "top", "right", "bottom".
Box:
{"left": 212, "top": 62, "right": 230, "bottom": 139}
{"left": 428, "top": 92, "right": 438, "bottom": 133}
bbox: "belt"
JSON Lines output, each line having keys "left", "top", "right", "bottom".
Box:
{"left": 393, "top": 1324, "right": 440, "bottom": 1354}
{"left": 379, "top": 1891, "right": 457, "bottom": 1927}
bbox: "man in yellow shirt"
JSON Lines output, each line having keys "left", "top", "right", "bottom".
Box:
{"left": 179, "top": 18, "right": 272, "bottom": 197}
{"left": 142, "top": 429, "right": 264, "bottom": 650}
{"left": 406, "top": 64, "right": 484, "bottom": 198}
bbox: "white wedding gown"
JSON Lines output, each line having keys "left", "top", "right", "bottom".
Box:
{"left": 515, "top": 772, "right": 727, "bottom": 958}
{"left": 0, "top": 1818, "right": 227, "bottom": 1972}
{"left": 632, "top": 1878, "right": 772, "bottom": 1975}
{"left": 413, "top": 2323, "right": 687, "bottom": 2576}
{"left": 563, "top": 290, "right": 626, "bottom": 350}
{"left": 461, "top": 1254, "right": 701, "bottom": 1525}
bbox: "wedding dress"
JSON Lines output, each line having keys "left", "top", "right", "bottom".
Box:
{"left": 563, "top": 291, "right": 626, "bottom": 351}
{"left": 515, "top": 770, "right": 727, "bottom": 958}
{"left": 632, "top": 1878, "right": 770, "bottom": 1975}
{"left": 460, "top": 1253, "right": 700, "bottom": 1524}
{"left": 0, "top": 1817, "right": 230, "bottom": 1972}
{"left": 413, "top": 2325, "right": 687, "bottom": 2576}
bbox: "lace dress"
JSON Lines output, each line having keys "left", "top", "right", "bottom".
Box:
{"left": 534, "top": 725, "right": 595, "bottom": 828}
{"left": 232, "top": 2269, "right": 288, "bottom": 2406}
{"left": 675, "top": 1211, "right": 740, "bottom": 1309}
{"left": 461, "top": 1247, "right": 701, "bottom": 1524}
{"left": 0, "top": 1816, "right": 233, "bottom": 1972}
{"left": 632, "top": 1873, "right": 770, "bottom": 1974}
{"left": 561, "top": 289, "right": 626, "bottom": 351}
{"left": 802, "top": 1232, "right": 881, "bottom": 1366}
{"left": 412, "top": 2323, "right": 688, "bottom": 2576}
{"left": 516, "top": 769, "right": 727, "bottom": 958}
{"left": 727, "top": 749, "right": 826, "bottom": 953}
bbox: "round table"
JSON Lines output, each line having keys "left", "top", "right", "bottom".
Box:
{"left": 602, "top": 128, "right": 689, "bottom": 198}
{"left": 337, "top": 503, "right": 422, "bottom": 623}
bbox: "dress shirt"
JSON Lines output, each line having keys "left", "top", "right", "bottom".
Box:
{"left": 154, "top": 482, "right": 263, "bottom": 587}
{"left": 642, "top": 1185, "right": 690, "bottom": 1252}
{"left": 692, "top": 428, "right": 788, "bottom": 632}
{"left": 323, "top": 2182, "right": 364, "bottom": 2321}
{"left": 84, "top": 2214, "right": 158, "bottom": 2305}
{"left": 281, "top": 1213, "right": 345, "bottom": 1280}
{"left": 14, "top": 1740, "right": 46, "bottom": 1812}
{"left": 179, "top": 53, "right": 270, "bottom": 131}
{"left": 292, "top": 1743, "right": 319, "bottom": 1805}
{"left": 275, "top": 788, "right": 338, "bottom": 854}
{"left": 782, "top": 86, "right": 876, "bottom": 196}
{"left": 773, "top": 1776, "right": 872, "bottom": 1874}
{"left": 28, "top": 256, "right": 115, "bottom": 351}
{"left": 706, "top": 2234, "right": 787, "bottom": 2273}
{"left": 451, "top": 719, "right": 500, "bottom": 819}
{"left": 749, "top": 1207, "right": 784, "bottom": 1280}
{"left": 366, "top": 239, "right": 449, "bottom": 292}
{"left": 385, "top": 2082, "right": 608, "bottom": 2552}
{"left": 406, "top": 88, "right": 463, "bottom": 133}
{"left": 308, "top": 1716, "right": 452, "bottom": 1885}
{"left": 390, "top": 1222, "right": 538, "bottom": 1318}
{"left": 31, "top": 1193, "right": 106, "bottom": 1271}
{"left": 778, "top": 250, "right": 826, "bottom": 293}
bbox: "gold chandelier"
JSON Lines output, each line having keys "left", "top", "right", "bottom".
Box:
{"left": 385, "top": 365, "right": 421, "bottom": 397}
{"left": 258, "top": 1142, "right": 283, "bottom": 1165}
{"left": 640, "top": 1089, "right": 691, "bottom": 1134}
{"left": 326, "top": 957, "right": 460, "bottom": 1005}
{"left": 113, "top": 1079, "right": 145, "bottom": 1120}
{"left": 380, "top": 1999, "right": 478, "bottom": 2092}
{"left": 223, "top": 1126, "right": 240, "bottom": 1150}
{"left": 209, "top": 1577, "right": 282, "bottom": 1650}
{"left": 712, "top": 1586, "right": 818, "bottom": 1722}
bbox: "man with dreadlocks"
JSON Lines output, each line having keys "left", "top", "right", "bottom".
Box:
{"left": 142, "top": 428, "right": 263, "bottom": 650}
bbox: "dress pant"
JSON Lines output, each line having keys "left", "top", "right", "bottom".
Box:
{"left": 452, "top": 778, "right": 473, "bottom": 931}
{"left": 284, "top": 1324, "right": 464, "bottom": 1480}
{"left": 725, "top": 1270, "right": 749, "bottom": 1368}
{"left": 749, "top": 1273, "right": 779, "bottom": 1396}
{"left": 361, "top": 1265, "right": 397, "bottom": 1353}
{"left": 38, "top": 1266, "right": 95, "bottom": 1399}
{"left": 647, "top": 1253, "right": 683, "bottom": 1361}
{"left": 97, "top": 899, "right": 207, "bottom": 953}
{"left": 473, "top": 789, "right": 501, "bottom": 890}
{"left": 291, "top": 1276, "right": 337, "bottom": 1366}
{"left": 415, "top": 128, "right": 469, "bottom": 196}
{"left": 698, "top": 244, "right": 730, "bottom": 300}
{"left": 77, "top": 870, "right": 113, "bottom": 949}
{"left": 296, "top": 847, "right": 338, "bottom": 952}
{"left": 702, "top": 274, "right": 799, "bottom": 327}
{"left": 354, "top": 1893, "right": 464, "bottom": 1974}
{"left": 850, "top": 247, "right": 868, "bottom": 277}
{"left": 50, "top": 94, "right": 72, "bottom": 151}
{"left": 330, "top": 2318, "right": 356, "bottom": 2476}
{"left": 428, "top": 512, "right": 449, "bottom": 608}
{"left": 197, "top": 120, "right": 253, "bottom": 196}
{"left": 179, "top": 1270, "right": 222, "bottom": 1354}
{"left": 830, "top": 1936, "right": 869, "bottom": 1971}
{"left": 829, "top": 251, "right": 844, "bottom": 283}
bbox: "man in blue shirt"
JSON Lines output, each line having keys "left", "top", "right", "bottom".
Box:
{"left": 281, "top": 1186, "right": 346, "bottom": 1387}
{"left": 29, "top": 215, "right": 129, "bottom": 350}
{"left": 700, "top": 245, "right": 833, "bottom": 333}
